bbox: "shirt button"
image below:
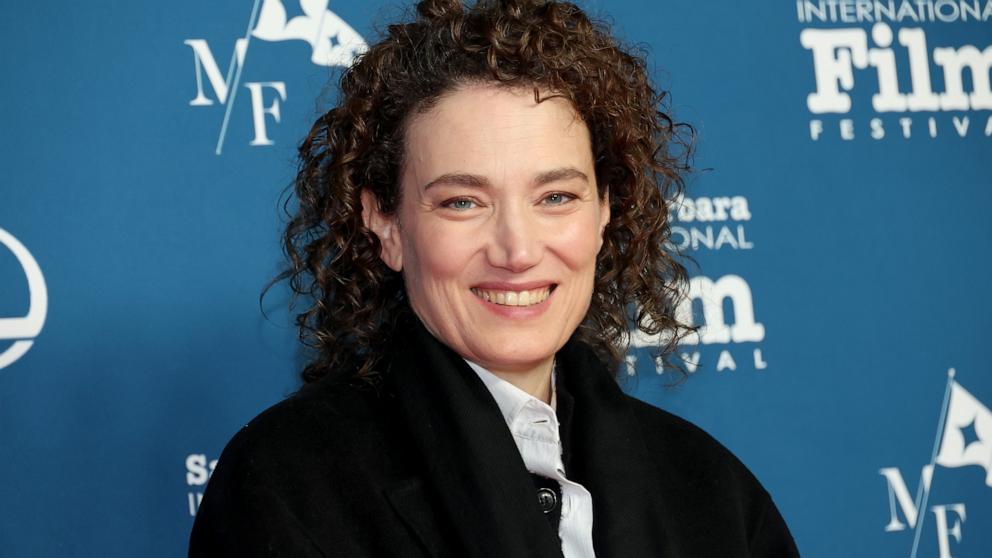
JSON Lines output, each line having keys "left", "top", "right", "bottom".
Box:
{"left": 536, "top": 487, "right": 558, "bottom": 514}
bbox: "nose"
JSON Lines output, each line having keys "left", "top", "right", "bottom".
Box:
{"left": 486, "top": 202, "right": 543, "bottom": 272}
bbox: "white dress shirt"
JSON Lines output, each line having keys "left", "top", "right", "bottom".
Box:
{"left": 465, "top": 360, "right": 596, "bottom": 558}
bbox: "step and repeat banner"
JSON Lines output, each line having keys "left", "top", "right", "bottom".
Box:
{"left": 1, "top": 1, "right": 989, "bottom": 556}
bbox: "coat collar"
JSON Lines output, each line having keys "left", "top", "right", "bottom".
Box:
{"left": 383, "top": 312, "right": 671, "bottom": 557}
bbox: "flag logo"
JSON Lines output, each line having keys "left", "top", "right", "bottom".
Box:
{"left": 880, "top": 369, "right": 991, "bottom": 558}
{"left": 183, "top": 0, "right": 368, "bottom": 154}
{"left": 936, "top": 379, "right": 992, "bottom": 486}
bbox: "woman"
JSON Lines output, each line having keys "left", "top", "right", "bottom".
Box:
{"left": 189, "top": 0, "right": 799, "bottom": 556}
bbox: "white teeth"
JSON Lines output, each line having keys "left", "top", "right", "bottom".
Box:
{"left": 471, "top": 287, "right": 552, "bottom": 307}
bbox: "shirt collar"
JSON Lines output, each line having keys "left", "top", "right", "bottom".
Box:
{"left": 464, "top": 359, "right": 557, "bottom": 428}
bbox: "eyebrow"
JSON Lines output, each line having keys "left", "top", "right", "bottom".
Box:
{"left": 422, "top": 166, "right": 589, "bottom": 191}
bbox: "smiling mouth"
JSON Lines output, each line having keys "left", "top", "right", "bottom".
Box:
{"left": 470, "top": 285, "right": 556, "bottom": 307}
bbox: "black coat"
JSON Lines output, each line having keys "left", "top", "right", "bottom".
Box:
{"left": 189, "top": 315, "right": 799, "bottom": 557}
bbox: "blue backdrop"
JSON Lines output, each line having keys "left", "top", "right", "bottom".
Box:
{"left": 1, "top": 1, "right": 990, "bottom": 556}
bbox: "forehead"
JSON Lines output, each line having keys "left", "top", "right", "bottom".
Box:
{"left": 401, "top": 84, "right": 593, "bottom": 189}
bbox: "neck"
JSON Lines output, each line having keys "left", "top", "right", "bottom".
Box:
{"left": 481, "top": 356, "right": 555, "bottom": 404}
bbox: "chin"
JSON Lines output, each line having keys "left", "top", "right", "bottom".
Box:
{"left": 470, "top": 339, "right": 558, "bottom": 371}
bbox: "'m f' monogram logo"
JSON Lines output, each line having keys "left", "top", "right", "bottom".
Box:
{"left": 879, "top": 374, "right": 991, "bottom": 558}
{"left": 880, "top": 466, "right": 967, "bottom": 558}
{"left": 183, "top": 0, "right": 368, "bottom": 154}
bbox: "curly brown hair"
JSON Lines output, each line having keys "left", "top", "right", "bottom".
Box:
{"left": 270, "top": 0, "right": 694, "bottom": 384}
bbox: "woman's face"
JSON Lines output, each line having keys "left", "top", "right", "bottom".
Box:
{"left": 365, "top": 83, "right": 609, "bottom": 373}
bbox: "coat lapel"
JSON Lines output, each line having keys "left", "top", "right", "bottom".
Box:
{"left": 384, "top": 314, "right": 564, "bottom": 558}
{"left": 556, "top": 339, "right": 675, "bottom": 557}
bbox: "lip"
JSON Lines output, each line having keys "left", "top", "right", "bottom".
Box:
{"left": 471, "top": 280, "right": 557, "bottom": 291}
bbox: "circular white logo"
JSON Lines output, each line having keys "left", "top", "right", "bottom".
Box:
{"left": 0, "top": 228, "right": 48, "bottom": 369}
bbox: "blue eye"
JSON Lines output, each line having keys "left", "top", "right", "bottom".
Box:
{"left": 443, "top": 198, "right": 477, "bottom": 210}
{"left": 543, "top": 192, "right": 575, "bottom": 205}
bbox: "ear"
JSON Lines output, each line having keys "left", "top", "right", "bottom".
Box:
{"left": 360, "top": 189, "right": 403, "bottom": 272}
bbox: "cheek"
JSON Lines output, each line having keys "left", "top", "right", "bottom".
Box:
{"left": 549, "top": 214, "right": 604, "bottom": 271}
{"left": 404, "top": 222, "right": 476, "bottom": 291}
